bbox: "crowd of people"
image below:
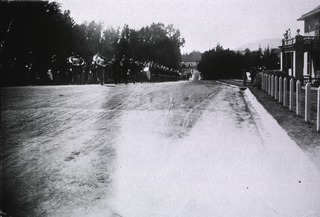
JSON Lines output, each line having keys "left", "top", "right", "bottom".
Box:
{"left": 24, "top": 52, "right": 183, "bottom": 86}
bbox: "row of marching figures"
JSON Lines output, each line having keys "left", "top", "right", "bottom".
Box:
{"left": 4, "top": 51, "right": 182, "bottom": 86}
{"left": 49, "top": 53, "right": 181, "bottom": 85}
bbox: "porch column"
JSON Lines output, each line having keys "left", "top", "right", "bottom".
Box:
{"left": 303, "top": 52, "right": 308, "bottom": 77}
{"left": 280, "top": 52, "right": 284, "bottom": 71}
{"left": 295, "top": 49, "right": 304, "bottom": 81}
{"left": 293, "top": 51, "right": 296, "bottom": 77}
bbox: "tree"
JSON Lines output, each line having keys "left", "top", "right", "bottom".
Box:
{"left": 71, "top": 21, "right": 104, "bottom": 63}
{"left": 1, "top": 1, "right": 79, "bottom": 85}
{"left": 1, "top": 1, "right": 185, "bottom": 85}
{"left": 118, "top": 24, "right": 131, "bottom": 57}
{"left": 101, "top": 27, "right": 120, "bottom": 59}
{"left": 197, "top": 44, "right": 280, "bottom": 80}
{"left": 197, "top": 45, "right": 244, "bottom": 80}
{"left": 135, "top": 23, "right": 184, "bottom": 68}
{"left": 181, "top": 51, "right": 202, "bottom": 62}
{"left": 263, "top": 47, "right": 281, "bottom": 70}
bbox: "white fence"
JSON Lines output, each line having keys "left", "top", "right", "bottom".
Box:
{"left": 261, "top": 73, "right": 320, "bottom": 132}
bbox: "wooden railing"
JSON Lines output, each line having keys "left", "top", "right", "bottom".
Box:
{"left": 282, "top": 38, "right": 295, "bottom": 46}
{"left": 282, "top": 36, "right": 319, "bottom": 46}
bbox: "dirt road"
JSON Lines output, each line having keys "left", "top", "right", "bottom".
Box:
{"left": 1, "top": 81, "right": 320, "bottom": 217}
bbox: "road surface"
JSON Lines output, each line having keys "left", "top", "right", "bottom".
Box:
{"left": 1, "top": 81, "right": 320, "bottom": 217}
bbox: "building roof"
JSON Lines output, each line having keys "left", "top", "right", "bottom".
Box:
{"left": 297, "top": 5, "right": 320, "bottom": 21}
{"left": 181, "top": 61, "right": 198, "bottom": 68}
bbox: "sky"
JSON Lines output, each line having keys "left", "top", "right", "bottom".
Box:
{"left": 55, "top": 0, "right": 319, "bottom": 53}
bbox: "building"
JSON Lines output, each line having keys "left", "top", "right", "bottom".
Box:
{"left": 181, "top": 61, "right": 198, "bottom": 75}
{"left": 180, "top": 61, "right": 200, "bottom": 80}
{"left": 280, "top": 5, "right": 320, "bottom": 81}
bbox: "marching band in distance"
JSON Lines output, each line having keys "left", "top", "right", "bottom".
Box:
{"left": 43, "top": 53, "right": 182, "bottom": 85}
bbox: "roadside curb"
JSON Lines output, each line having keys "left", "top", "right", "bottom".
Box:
{"left": 218, "top": 79, "right": 320, "bottom": 171}
{"left": 216, "top": 80, "right": 239, "bottom": 88}
{"left": 218, "top": 79, "right": 297, "bottom": 143}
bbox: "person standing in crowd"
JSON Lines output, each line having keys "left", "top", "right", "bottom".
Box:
{"left": 91, "top": 53, "right": 101, "bottom": 83}
{"left": 89, "top": 58, "right": 96, "bottom": 84}
{"left": 90, "top": 60, "right": 96, "bottom": 84}
{"left": 50, "top": 54, "right": 59, "bottom": 85}
{"left": 154, "top": 63, "right": 160, "bottom": 82}
{"left": 25, "top": 51, "right": 39, "bottom": 85}
{"left": 67, "top": 53, "right": 75, "bottom": 84}
{"left": 120, "top": 55, "right": 129, "bottom": 84}
{"left": 111, "top": 55, "right": 120, "bottom": 85}
{"left": 128, "top": 58, "right": 135, "bottom": 84}
{"left": 68, "top": 53, "right": 85, "bottom": 85}
{"left": 130, "top": 58, "right": 142, "bottom": 84}
{"left": 92, "top": 53, "right": 108, "bottom": 85}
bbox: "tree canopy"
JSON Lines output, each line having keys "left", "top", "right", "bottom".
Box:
{"left": 1, "top": 1, "right": 185, "bottom": 85}
{"left": 181, "top": 51, "right": 202, "bottom": 62}
{"left": 197, "top": 45, "right": 280, "bottom": 80}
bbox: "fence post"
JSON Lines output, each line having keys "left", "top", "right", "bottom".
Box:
{"left": 269, "top": 75, "right": 272, "bottom": 95}
{"left": 264, "top": 73, "right": 267, "bottom": 91}
{"left": 261, "top": 73, "right": 264, "bottom": 91}
{"left": 271, "top": 75, "right": 274, "bottom": 97}
{"left": 305, "top": 82, "right": 311, "bottom": 122}
{"left": 275, "top": 76, "right": 278, "bottom": 100}
{"left": 265, "top": 74, "right": 268, "bottom": 92}
{"left": 317, "top": 87, "right": 320, "bottom": 132}
{"left": 279, "top": 77, "right": 283, "bottom": 103}
{"left": 266, "top": 75, "right": 270, "bottom": 94}
{"left": 283, "top": 77, "right": 287, "bottom": 107}
{"left": 289, "top": 78, "right": 294, "bottom": 111}
{"left": 296, "top": 80, "right": 301, "bottom": 116}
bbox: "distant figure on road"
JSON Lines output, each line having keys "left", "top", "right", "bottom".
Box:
{"left": 191, "top": 70, "right": 201, "bottom": 81}
{"left": 250, "top": 67, "right": 257, "bottom": 85}
{"left": 243, "top": 69, "right": 247, "bottom": 86}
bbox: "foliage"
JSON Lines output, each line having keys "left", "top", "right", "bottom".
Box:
{"left": 262, "top": 47, "right": 281, "bottom": 70}
{"left": 1, "top": 1, "right": 76, "bottom": 85}
{"left": 197, "top": 45, "right": 244, "bottom": 80}
{"left": 101, "top": 27, "right": 120, "bottom": 59}
{"left": 181, "top": 51, "right": 201, "bottom": 62}
{"left": 1, "top": 1, "right": 185, "bottom": 85}
{"left": 197, "top": 45, "right": 280, "bottom": 80}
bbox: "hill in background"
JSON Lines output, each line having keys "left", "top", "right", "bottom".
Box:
{"left": 235, "top": 38, "right": 282, "bottom": 51}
